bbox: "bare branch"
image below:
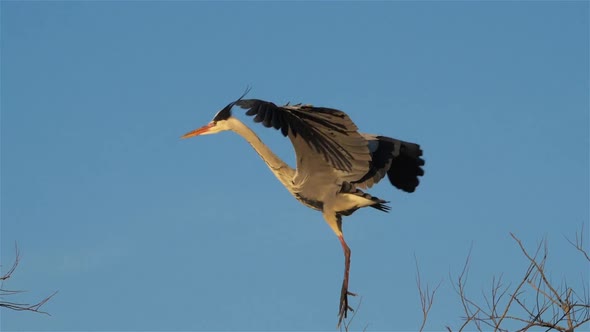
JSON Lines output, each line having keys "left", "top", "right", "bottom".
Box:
{"left": 447, "top": 230, "right": 590, "bottom": 331}
{"left": 448, "top": 245, "right": 485, "bottom": 332}
{"left": 0, "top": 244, "right": 56, "bottom": 314}
{"left": 510, "top": 233, "right": 564, "bottom": 308}
{"left": 415, "top": 255, "right": 442, "bottom": 332}
{"left": 0, "top": 243, "right": 20, "bottom": 282}
{"left": 341, "top": 296, "right": 364, "bottom": 332}
{"left": 565, "top": 224, "right": 590, "bottom": 262}
{"left": 0, "top": 291, "right": 58, "bottom": 315}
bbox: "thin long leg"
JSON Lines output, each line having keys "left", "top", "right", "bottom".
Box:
{"left": 337, "top": 234, "right": 356, "bottom": 327}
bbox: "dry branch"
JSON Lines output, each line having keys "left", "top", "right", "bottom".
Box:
{"left": 415, "top": 255, "right": 442, "bottom": 332}
{"left": 446, "top": 230, "right": 590, "bottom": 331}
{"left": 1, "top": 244, "right": 57, "bottom": 314}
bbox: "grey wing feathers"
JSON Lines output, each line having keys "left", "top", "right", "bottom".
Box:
{"left": 235, "top": 99, "right": 371, "bottom": 173}
{"left": 352, "top": 134, "right": 425, "bottom": 193}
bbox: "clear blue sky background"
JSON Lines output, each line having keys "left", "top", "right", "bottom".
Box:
{"left": 1, "top": 2, "right": 588, "bottom": 331}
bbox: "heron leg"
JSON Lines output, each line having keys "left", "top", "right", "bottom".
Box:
{"left": 337, "top": 234, "right": 356, "bottom": 327}
{"left": 323, "top": 212, "right": 357, "bottom": 327}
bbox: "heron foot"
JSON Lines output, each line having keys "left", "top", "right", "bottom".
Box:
{"left": 337, "top": 285, "right": 357, "bottom": 327}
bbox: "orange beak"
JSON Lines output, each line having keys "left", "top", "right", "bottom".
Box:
{"left": 181, "top": 123, "right": 214, "bottom": 139}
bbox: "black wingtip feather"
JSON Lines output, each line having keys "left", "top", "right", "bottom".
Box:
{"left": 387, "top": 144, "right": 425, "bottom": 193}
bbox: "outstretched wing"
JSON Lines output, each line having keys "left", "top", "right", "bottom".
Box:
{"left": 234, "top": 99, "right": 371, "bottom": 178}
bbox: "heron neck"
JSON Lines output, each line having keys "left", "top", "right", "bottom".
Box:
{"left": 227, "top": 117, "right": 296, "bottom": 189}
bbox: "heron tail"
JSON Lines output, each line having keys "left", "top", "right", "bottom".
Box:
{"left": 339, "top": 182, "right": 391, "bottom": 214}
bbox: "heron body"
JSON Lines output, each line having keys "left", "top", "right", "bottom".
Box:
{"left": 182, "top": 91, "right": 425, "bottom": 326}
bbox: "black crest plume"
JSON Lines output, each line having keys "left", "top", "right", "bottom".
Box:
{"left": 213, "top": 87, "right": 252, "bottom": 122}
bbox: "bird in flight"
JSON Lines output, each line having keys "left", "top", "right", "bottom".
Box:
{"left": 181, "top": 89, "right": 425, "bottom": 327}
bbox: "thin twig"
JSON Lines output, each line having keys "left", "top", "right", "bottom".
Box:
{"left": 511, "top": 233, "right": 564, "bottom": 309}
{"left": 448, "top": 230, "right": 590, "bottom": 331}
{"left": 0, "top": 244, "right": 57, "bottom": 314}
{"left": 415, "top": 255, "right": 442, "bottom": 332}
{"left": 565, "top": 224, "right": 590, "bottom": 262}
{"left": 1, "top": 243, "right": 20, "bottom": 281}
{"left": 341, "top": 296, "right": 363, "bottom": 332}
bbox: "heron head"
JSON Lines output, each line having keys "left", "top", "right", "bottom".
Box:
{"left": 180, "top": 104, "right": 233, "bottom": 138}
{"left": 181, "top": 88, "right": 250, "bottom": 139}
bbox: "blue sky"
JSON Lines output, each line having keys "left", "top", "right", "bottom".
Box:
{"left": 1, "top": 1, "right": 588, "bottom": 331}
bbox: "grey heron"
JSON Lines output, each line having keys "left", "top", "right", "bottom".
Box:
{"left": 181, "top": 90, "right": 425, "bottom": 326}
